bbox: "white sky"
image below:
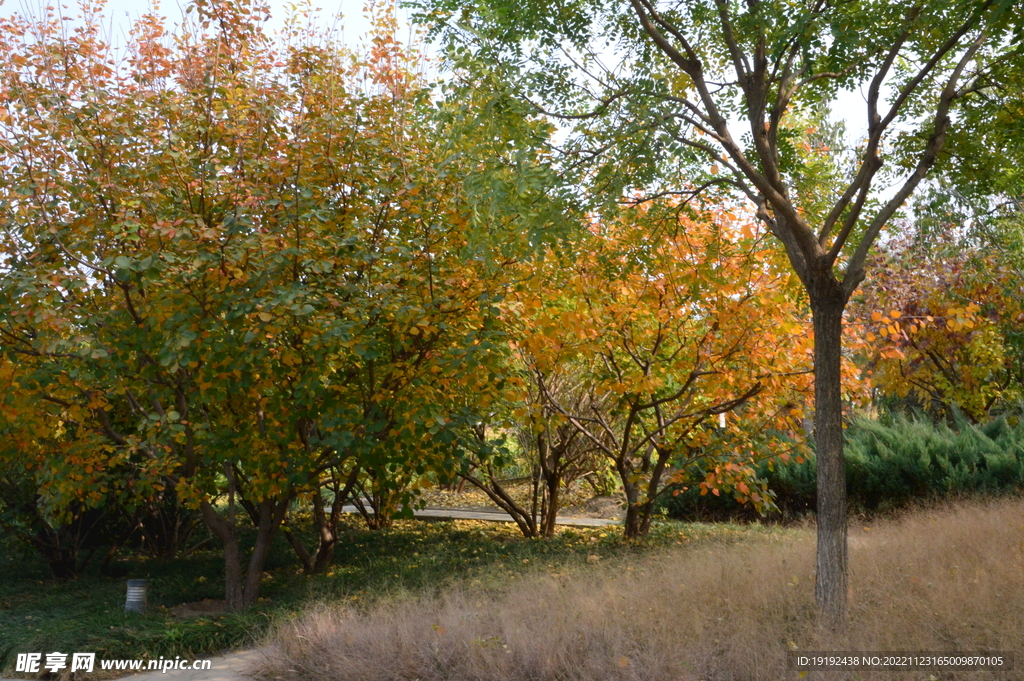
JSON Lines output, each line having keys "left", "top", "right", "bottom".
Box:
{"left": 0, "top": 0, "right": 411, "bottom": 49}
{"left": 0, "top": 0, "right": 875, "bottom": 143}
{"left": 0, "top": 0, "right": 887, "bottom": 198}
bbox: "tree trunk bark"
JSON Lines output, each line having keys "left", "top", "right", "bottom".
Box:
{"left": 200, "top": 497, "right": 288, "bottom": 611}
{"left": 623, "top": 504, "right": 642, "bottom": 539}
{"left": 310, "top": 489, "right": 337, "bottom": 574}
{"left": 622, "top": 478, "right": 642, "bottom": 540}
{"left": 541, "top": 472, "right": 560, "bottom": 538}
{"left": 811, "top": 290, "right": 848, "bottom": 629}
{"left": 200, "top": 501, "right": 244, "bottom": 610}
{"left": 633, "top": 449, "right": 672, "bottom": 538}
{"left": 241, "top": 500, "right": 287, "bottom": 609}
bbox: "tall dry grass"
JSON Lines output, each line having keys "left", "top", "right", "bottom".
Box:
{"left": 252, "top": 498, "right": 1024, "bottom": 680}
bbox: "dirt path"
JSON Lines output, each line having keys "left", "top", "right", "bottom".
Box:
{"left": 338, "top": 504, "right": 620, "bottom": 527}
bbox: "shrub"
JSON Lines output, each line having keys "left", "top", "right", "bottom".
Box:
{"left": 658, "top": 413, "right": 1024, "bottom": 520}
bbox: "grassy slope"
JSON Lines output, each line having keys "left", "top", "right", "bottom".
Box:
{"left": 255, "top": 498, "right": 1024, "bottom": 681}
{"left": 0, "top": 516, "right": 789, "bottom": 676}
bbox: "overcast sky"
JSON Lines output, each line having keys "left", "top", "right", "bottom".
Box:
{"left": 0, "top": 0, "right": 881, "bottom": 189}
{"left": 0, "top": 0, "right": 872, "bottom": 136}
{"left": 0, "top": 0, "right": 407, "bottom": 48}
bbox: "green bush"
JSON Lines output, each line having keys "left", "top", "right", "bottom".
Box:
{"left": 658, "top": 414, "right": 1024, "bottom": 520}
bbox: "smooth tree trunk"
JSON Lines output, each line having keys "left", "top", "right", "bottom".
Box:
{"left": 538, "top": 433, "right": 564, "bottom": 538}
{"left": 310, "top": 490, "right": 339, "bottom": 574}
{"left": 622, "top": 501, "right": 646, "bottom": 539}
{"left": 621, "top": 475, "right": 655, "bottom": 540}
{"left": 622, "top": 493, "right": 657, "bottom": 539}
{"left": 200, "top": 501, "right": 244, "bottom": 609}
{"left": 809, "top": 283, "right": 849, "bottom": 628}
{"left": 540, "top": 470, "right": 560, "bottom": 538}
{"left": 242, "top": 501, "right": 287, "bottom": 606}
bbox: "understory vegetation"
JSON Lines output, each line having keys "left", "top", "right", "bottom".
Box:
{"left": 661, "top": 413, "right": 1024, "bottom": 520}
{"left": 254, "top": 498, "right": 1024, "bottom": 681}
{"left": 0, "top": 516, "right": 765, "bottom": 674}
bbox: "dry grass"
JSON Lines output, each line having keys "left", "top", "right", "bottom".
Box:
{"left": 252, "top": 498, "right": 1024, "bottom": 681}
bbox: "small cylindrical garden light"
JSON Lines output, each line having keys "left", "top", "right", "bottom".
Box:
{"left": 125, "top": 579, "right": 148, "bottom": 613}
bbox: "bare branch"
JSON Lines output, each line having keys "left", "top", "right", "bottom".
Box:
{"left": 843, "top": 30, "right": 987, "bottom": 296}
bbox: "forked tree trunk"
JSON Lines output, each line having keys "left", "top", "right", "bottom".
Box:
{"left": 538, "top": 433, "right": 562, "bottom": 538}
{"left": 283, "top": 471, "right": 358, "bottom": 575}
{"left": 241, "top": 500, "right": 286, "bottom": 607}
{"left": 200, "top": 498, "right": 288, "bottom": 611}
{"left": 622, "top": 498, "right": 656, "bottom": 539}
{"left": 810, "top": 284, "right": 849, "bottom": 629}
{"left": 620, "top": 449, "right": 671, "bottom": 540}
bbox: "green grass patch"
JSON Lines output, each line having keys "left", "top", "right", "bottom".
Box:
{"left": 0, "top": 516, "right": 794, "bottom": 675}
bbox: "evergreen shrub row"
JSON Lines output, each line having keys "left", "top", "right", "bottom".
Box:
{"left": 659, "top": 414, "right": 1024, "bottom": 520}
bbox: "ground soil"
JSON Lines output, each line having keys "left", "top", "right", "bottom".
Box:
{"left": 168, "top": 599, "right": 230, "bottom": 618}
{"left": 419, "top": 482, "right": 624, "bottom": 520}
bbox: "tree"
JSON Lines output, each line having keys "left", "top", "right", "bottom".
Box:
{"left": 454, "top": 360, "right": 613, "bottom": 539}
{"left": 0, "top": 358, "right": 128, "bottom": 577}
{"left": 511, "top": 202, "right": 814, "bottom": 538}
{"left": 416, "top": 0, "right": 1022, "bottom": 624}
{"left": 855, "top": 231, "right": 1024, "bottom": 422}
{"left": 0, "top": 0, "right": 527, "bottom": 606}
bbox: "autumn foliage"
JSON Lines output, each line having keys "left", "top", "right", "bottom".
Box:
{"left": 5, "top": 0, "right": 1010, "bottom": 622}
{"left": 505, "top": 201, "right": 815, "bottom": 537}
{"left": 854, "top": 232, "right": 1024, "bottom": 422}
{"left": 0, "top": 0, "right": 521, "bottom": 604}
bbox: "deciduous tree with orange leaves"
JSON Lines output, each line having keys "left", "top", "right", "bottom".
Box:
{"left": 509, "top": 200, "right": 815, "bottom": 538}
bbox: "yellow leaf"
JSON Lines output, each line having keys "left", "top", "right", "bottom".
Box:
{"left": 871, "top": 311, "right": 883, "bottom": 322}
{"left": 889, "top": 310, "right": 901, "bottom": 319}
{"left": 258, "top": 312, "right": 272, "bottom": 322}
